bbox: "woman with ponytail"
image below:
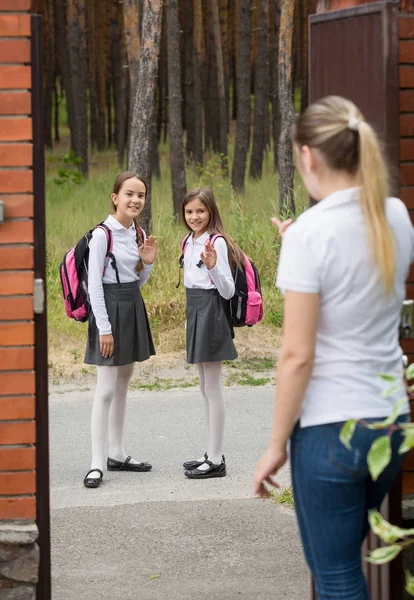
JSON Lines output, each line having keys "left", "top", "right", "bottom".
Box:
{"left": 254, "top": 96, "right": 414, "bottom": 599}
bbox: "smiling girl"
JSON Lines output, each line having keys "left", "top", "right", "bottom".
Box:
{"left": 83, "top": 171, "right": 158, "bottom": 489}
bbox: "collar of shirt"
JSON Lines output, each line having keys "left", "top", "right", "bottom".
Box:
{"left": 107, "top": 214, "right": 136, "bottom": 232}
{"left": 188, "top": 231, "right": 210, "bottom": 247}
{"left": 314, "top": 186, "right": 360, "bottom": 212}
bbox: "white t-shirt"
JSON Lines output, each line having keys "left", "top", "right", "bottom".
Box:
{"left": 183, "top": 231, "right": 235, "bottom": 300}
{"left": 88, "top": 215, "right": 153, "bottom": 335}
{"left": 276, "top": 187, "right": 414, "bottom": 427}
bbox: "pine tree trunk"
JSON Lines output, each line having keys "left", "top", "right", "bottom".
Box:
{"left": 211, "top": 0, "right": 228, "bottom": 174}
{"left": 43, "top": 0, "right": 55, "bottom": 149}
{"left": 184, "top": 0, "right": 195, "bottom": 159}
{"left": 193, "top": 0, "right": 203, "bottom": 166}
{"left": 128, "top": 0, "right": 163, "bottom": 233}
{"left": 54, "top": 0, "right": 76, "bottom": 149}
{"left": 278, "top": 0, "right": 295, "bottom": 214}
{"left": 67, "top": 0, "right": 88, "bottom": 175}
{"left": 219, "top": 0, "right": 229, "bottom": 133}
{"left": 166, "top": 0, "right": 187, "bottom": 217}
{"left": 111, "top": 0, "right": 126, "bottom": 167}
{"left": 231, "top": 0, "right": 251, "bottom": 192}
{"left": 54, "top": 80, "right": 60, "bottom": 142}
{"left": 96, "top": 2, "right": 107, "bottom": 150}
{"left": 249, "top": 0, "right": 270, "bottom": 180}
{"left": 86, "top": 0, "right": 97, "bottom": 148}
{"left": 301, "top": 0, "right": 316, "bottom": 111}
{"left": 123, "top": 0, "right": 141, "bottom": 158}
{"left": 270, "top": 0, "right": 281, "bottom": 172}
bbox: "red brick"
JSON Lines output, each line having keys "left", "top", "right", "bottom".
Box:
{"left": 407, "top": 282, "right": 414, "bottom": 299}
{"left": 0, "top": 372, "right": 34, "bottom": 395}
{"left": 400, "top": 114, "right": 414, "bottom": 137}
{"left": 0, "top": 118, "right": 31, "bottom": 141}
{"left": 410, "top": 210, "right": 414, "bottom": 227}
{"left": 0, "top": 347, "right": 34, "bottom": 369}
{"left": 403, "top": 448, "right": 414, "bottom": 472}
{"left": 400, "top": 41, "right": 414, "bottom": 64}
{"left": 401, "top": 164, "right": 414, "bottom": 185}
{"left": 0, "top": 15, "right": 30, "bottom": 37}
{"left": 400, "top": 17, "right": 414, "bottom": 40}
{"left": 0, "top": 171, "right": 32, "bottom": 193}
{"left": 400, "top": 90, "right": 414, "bottom": 112}
{"left": 0, "top": 40, "right": 30, "bottom": 64}
{"left": 1, "top": 195, "right": 33, "bottom": 218}
{"left": 0, "top": 323, "right": 34, "bottom": 345}
{"left": 402, "top": 338, "right": 414, "bottom": 354}
{"left": 0, "top": 66, "right": 30, "bottom": 90}
{"left": 0, "top": 422, "right": 35, "bottom": 445}
{"left": 0, "top": 220, "right": 33, "bottom": 243}
{"left": 0, "top": 92, "right": 30, "bottom": 115}
{"left": 401, "top": 186, "right": 414, "bottom": 208}
{"left": 0, "top": 472, "right": 35, "bottom": 495}
{"left": 0, "top": 144, "right": 31, "bottom": 167}
{"left": 0, "top": 497, "right": 35, "bottom": 520}
{"left": 0, "top": 0, "right": 31, "bottom": 10}
{"left": 0, "top": 247, "right": 33, "bottom": 269}
{"left": 0, "top": 396, "right": 34, "bottom": 420}
{"left": 401, "top": 139, "right": 414, "bottom": 161}
{"left": 0, "top": 272, "right": 33, "bottom": 295}
{"left": 401, "top": 66, "right": 414, "bottom": 88}
{"left": 0, "top": 447, "right": 35, "bottom": 471}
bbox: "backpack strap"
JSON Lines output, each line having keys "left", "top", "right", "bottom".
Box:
{"left": 95, "top": 223, "right": 120, "bottom": 284}
{"left": 176, "top": 233, "right": 193, "bottom": 288}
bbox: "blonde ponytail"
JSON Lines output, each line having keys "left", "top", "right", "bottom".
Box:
{"left": 293, "top": 95, "right": 396, "bottom": 295}
{"left": 357, "top": 122, "right": 395, "bottom": 295}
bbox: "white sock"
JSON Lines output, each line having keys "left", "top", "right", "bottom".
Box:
{"left": 196, "top": 363, "right": 210, "bottom": 462}
{"left": 89, "top": 366, "right": 118, "bottom": 479}
{"left": 196, "top": 361, "right": 224, "bottom": 471}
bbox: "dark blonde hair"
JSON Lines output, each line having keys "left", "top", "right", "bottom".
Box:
{"left": 182, "top": 186, "right": 244, "bottom": 270}
{"left": 293, "top": 95, "right": 395, "bottom": 294}
{"left": 112, "top": 171, "right": 147, "bottom": 272}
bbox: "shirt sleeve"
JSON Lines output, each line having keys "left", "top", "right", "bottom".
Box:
{"left": 88, "top": 228, "right": 112, "bottom": 335}
{"left": 276, "top": 225, "right": 320, "bottom": 294}
{"left": 207, "top": 237, "right": 235, "bottom": 300}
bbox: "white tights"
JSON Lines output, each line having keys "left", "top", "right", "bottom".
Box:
{"left": 89, "top": 364, "right": 137, "bottom": 477}
{"left": 196, "top": 361, "right": 225, "bottom": 467}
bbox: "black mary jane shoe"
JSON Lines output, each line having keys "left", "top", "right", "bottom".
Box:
{"left": 185, "top": 457, "right": 226, "bottom": 479}
{"left": 107, "top": 456, "right": 152, "bottom": 472}
{"left": 183, "top": 452, "right": 208, "bottom": 470}
{"left": 83, "top": 468, "right": 104, "bottom": 488}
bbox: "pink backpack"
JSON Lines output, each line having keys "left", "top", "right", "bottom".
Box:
{"left": 179, "top": 233, "right": 263, "bottom": 327}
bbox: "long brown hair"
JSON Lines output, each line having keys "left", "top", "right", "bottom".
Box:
{"left": 181, "top": 186, "right": 244, "bottom": 270}
{"left": 111, "top": 171, "right": 147, "bottom": 272}
{"left": 292, "top": 95, "right": 395, "bottom": 294}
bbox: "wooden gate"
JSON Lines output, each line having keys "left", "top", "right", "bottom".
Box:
{"left": 309, "top": 2, "right": 402, "bottom": 599}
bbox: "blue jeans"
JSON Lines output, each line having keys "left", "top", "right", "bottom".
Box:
{"left": 290, "top": 415, "right": 410, "bottom": 600}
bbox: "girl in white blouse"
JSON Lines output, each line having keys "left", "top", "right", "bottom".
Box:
{"left": 254, "top": 96, "right": 414, "bottom": 599}
{"left": 181, "top": 186, "right": 242, "bottom": 479}
{"left": 83, "top": 171, "right": 158, "bottom": 489}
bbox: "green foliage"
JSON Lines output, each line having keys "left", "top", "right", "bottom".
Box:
{"left": 339, "top": 420, "right": 357, "bottom": 451}
{"left": 367, "top": 545, "right": 402, "bottom": 565}
{"left": 52, "top": 150, "right": 83, "bottom": 186}
{"left": 406, "top": 570, "right": 414, "bottom": 596}
{"left": 367, "top": 436, "right": 391, "bottom": 481}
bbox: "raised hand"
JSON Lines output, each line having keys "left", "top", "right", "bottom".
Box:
{"left": 200, "top": 239, "right": 217, "bottom": 270}
{"left": 139, "top": 235, "right": 158, "bottom": 265}
{"left": 271, "top": 217, "right": 293, "bottom": 238}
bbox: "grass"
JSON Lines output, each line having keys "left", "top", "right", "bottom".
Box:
{"left": 130, "top": 376, "right": 199, "bottom": 392}
{"left": 46, "top": 129, "right": 308, "bottom": 363}
{"left": 225, "top": 372, "right": 272, "bottom": 386}
{"left": 270, "top": 485, "right": 295, "bottom": 508}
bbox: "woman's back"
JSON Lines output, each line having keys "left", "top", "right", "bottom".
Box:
{"left": 277, "top": 187, "right": 414, "bottom": 426}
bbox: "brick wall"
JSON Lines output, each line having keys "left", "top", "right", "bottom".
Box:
{"left": 0, "top": 2, "right": 36, "bottom": 520}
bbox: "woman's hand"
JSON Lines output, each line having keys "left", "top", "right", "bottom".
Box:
{"left": 139, "top": 235, "right": 158, "bottom": 265}
{"left": 253, "top": 446, "right": 288, "bottom": 498}
{"left": 200, "top": 240, "right": 217, "bottom": 270}
{"left": 271, "top": 217, "right": 293, "bottom": 238}
{"left": 100, "top": 334, "right": 114, "bottom": 359}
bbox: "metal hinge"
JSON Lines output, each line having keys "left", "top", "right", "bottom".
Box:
{"left": 34, "top": 278, "right": 45, "bottom": 314}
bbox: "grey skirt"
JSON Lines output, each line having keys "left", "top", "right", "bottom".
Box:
{"left": 186, "top": 288, "right": 238, "bottom": 364}
{"left": 84, "top": 281, "right": 155, "bottom": 366}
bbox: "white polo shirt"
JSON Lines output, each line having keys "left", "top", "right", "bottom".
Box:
{"left": 276, "top": 187, "right": 414, "bottom": 427}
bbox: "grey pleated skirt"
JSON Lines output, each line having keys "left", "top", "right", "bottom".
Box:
{"left": 84, "top": 281, "right": 155, "bottom": 366}
{"left": 186, "top": 288, "right": 238, "bottom": 364}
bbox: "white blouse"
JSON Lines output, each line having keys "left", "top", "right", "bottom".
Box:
{"left": 183, "top": 231, "right": 235, "bottom": 300}
{"left": 88, "top": 214, "right": 153, "bottom": 335}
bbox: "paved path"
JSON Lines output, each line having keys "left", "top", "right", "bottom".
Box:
{"left": 49, "top": 385, "right": 309, "bottom": 599}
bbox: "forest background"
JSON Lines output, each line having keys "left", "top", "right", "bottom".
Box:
{"left": 31, "top": 0, "right": 315, "bottom": 384}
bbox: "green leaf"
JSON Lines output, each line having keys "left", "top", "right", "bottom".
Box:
{"left": 367, "top": 436, "right": 391, "bottom": 481}
{"left": 406, "top": 364, "right": 414, "bottom": 381}
{"left": 381, "top": 384, "right": 402, "bottom": 398}
{"left": 149, "top": 574, "right": 160, "bottom": 580}
{"left": 406, "top": 570, "right": 414, "bottom": 596}
{"left": 366, "top": 544, "right": 401, "bottom": 564}
{"left": 380, "top": 373, "right": 397, "bottom": 383}
{"left": 340, "top": 420, "right": 357, "bottom": 450}
{"left": 368, "top": 510, "right": 413, "bottom": 544}
{"left": 399, "top": 428, "right": 414, "bottom": 454}
{"left": 368, "top": 397, "right": 408, "bottom": 429}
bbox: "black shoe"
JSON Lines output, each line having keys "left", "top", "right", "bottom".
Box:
{"left": 185, "top": 457, "right": 226, "bottom": 479}
{"left": 83, "top": 468, "right": 103, "bottom": 488}
{"left": 107, "top": 456, "right": 152, "bottom": 472}
{"left": 183, "top": 452, "right": 208, "bottom": 470}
